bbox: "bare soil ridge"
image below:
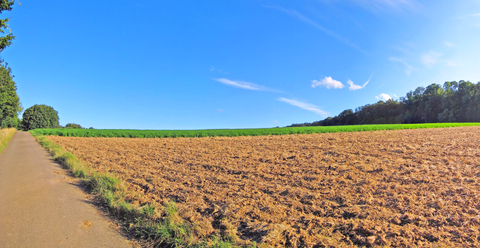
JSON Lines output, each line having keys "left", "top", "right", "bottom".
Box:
{"left": 0, "top": 131, "right": 132, "bottom": 248}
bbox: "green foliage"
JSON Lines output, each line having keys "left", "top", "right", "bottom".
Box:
{"left": 291, "top": 80, "right": 480, "bottom": 127}
{"left": 65, "top": 123, "right": 83, "bottom": 129}
{"left": 29, "top": 123, "right": 480, "bottom": 138}
{"left": 0, "top": 0, "right": 13, "bottom": 13}
{"left": 0, "top": 2, "right": 18, "bottom": 128}
{"left": 0, "top": 63, "right": 20, "bottom": 128}
{"left": 0, "top": 0, "right": 14, "bottom": 52}
{"left": 21, "top": 104, "right": 59, "bottom": 131}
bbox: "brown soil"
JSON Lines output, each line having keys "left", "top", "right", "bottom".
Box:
{"left": 47, "top": 126, "right": 480, "bottom": 247}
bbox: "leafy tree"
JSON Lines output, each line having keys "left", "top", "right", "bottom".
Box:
{"left": 0, "top": 0, "right": 14, "bottom": 52}
{"left": 289, "top": 80, "right": 480, "bottom": 127}
{"left": 65, "top": 123, "right": 83, "bottom": 129}
{"left": 0, "top": 62, "right": 20, "bottom": 128}
{"left": 0, "top": 1, "right": 18, "bottom": 129}
{"left": 21, "top": 104, "right": 59, "bottom": 130}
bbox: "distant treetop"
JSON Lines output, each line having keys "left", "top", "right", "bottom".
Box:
{"left": 65, "top": 123, "right": 83, "bottom": 129}
{"left": 0, "top": 0, "right": 14, "bottom": 52}
{"left": 21, "top": 104, "right": 59, "bottom": 131}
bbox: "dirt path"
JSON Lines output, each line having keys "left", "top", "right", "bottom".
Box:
{"left": 0, "top": 132, "right": 132, "bottom": 248}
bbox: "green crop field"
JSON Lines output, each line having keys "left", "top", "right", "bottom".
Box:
{"left": 29, "top": 123, "right": 480, "bottom": 138}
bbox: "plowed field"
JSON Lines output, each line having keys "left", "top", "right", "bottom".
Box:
{"left": 46, "top": 126, "right": 480, "bottom": 247}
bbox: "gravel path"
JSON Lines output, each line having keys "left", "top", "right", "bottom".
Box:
{"left": 0, "top": 131, "right": 132, "bottom": 248}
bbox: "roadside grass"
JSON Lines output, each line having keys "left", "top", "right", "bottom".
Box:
{"left": 30, "top": 123, "right": 480, "bottom": 138}
{"left": 34, "top": 136, "right": 247, "bottom": 248}
{"left": 0, "top": 128, "right": 16, "bottom": 154}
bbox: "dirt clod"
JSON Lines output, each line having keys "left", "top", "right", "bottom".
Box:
{"left": 83, "top": 220, "right": 92, "bottom": 229}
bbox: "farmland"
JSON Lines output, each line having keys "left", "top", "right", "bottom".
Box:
{"left": 30, "top": 122, "right": 480, "bottom": 138}
{"left": 43, "top": 126, "right": 480, "bottom": 247}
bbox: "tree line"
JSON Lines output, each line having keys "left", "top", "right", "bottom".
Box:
{"left": 0, "top": 0, "right": 20, "bottom": 129}
{"left": 289, "top": 80, "right": 480, "bottom": 127}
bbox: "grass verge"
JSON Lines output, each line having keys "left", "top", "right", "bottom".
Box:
{"left": 0, "top": 128, "right": 16, "bottom": 154}
{"left": 34, "top": 135, "right": 244, "bottom": 248}
{"left": 30, "top": 123, "right": 480, "bottom": 138}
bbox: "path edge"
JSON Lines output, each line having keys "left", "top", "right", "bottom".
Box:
{"left": 0, "top": 128, "right": 17, "bottom": 154}
{"left": 32, "top": 135, "right": 241, "bottom": 248}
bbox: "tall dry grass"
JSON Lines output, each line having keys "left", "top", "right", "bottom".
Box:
{"left": 0, "top": 128, "right": 16, "bottom": 154}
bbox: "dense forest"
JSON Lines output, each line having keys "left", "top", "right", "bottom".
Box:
{"left": 289, "top": 80, "right": 480, "bottom": 127}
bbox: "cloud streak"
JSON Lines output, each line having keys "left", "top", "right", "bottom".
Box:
{"left": 278, "top": 98, "right": 329, "bottom": 116}
{"left": 420, "top": 50, "right": 457, "bottom": 67}
{"left": 210, "top": 66, "right": 228, "bottom": 74}
{"left": 353, "top": 0, "right": 421, "bottom": 13}
{"left": 312, "top": 76, "right": 344, "bottom": 89}
{"left": 264, "top": 6, "right": 364, "bottom": 53}
{"left": 421, "top": 50, "right": 443, "bottom": 67}
{"left": 347, "top": 72, "right": 374, "bottom": 90}
{"left": 389, "top": 56, "right": 414, "bottom": 75}
{"left": 214, "top": 78, "right": 277, "bottom": 92}
{"left": 444, "top": 41, "right": 456, "bottom": 48}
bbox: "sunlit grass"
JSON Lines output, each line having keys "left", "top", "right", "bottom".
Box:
{"left": 0, "top": 128, "right": 16, "bottom": 154}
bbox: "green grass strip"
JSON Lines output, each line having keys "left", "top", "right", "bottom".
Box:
{"left": 0, "top": 128, "right": 16, "bottom": 154}
{"left": 34, "top": 135, "right": 247, "bottom": 248}
{"left": 29, "top": 123, "right": 480, "bottom": 138}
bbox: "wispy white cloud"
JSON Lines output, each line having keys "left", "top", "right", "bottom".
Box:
{"left": 215, "top": 78, "right": 260, "bottom": 90}
{"left": 278, "top": 98, "right": 329, "bottom": 116}
{"left": 347, "top": 72, "right": 374, "bottom": 90}
{"left": 420, "top": 50, "right": 457, "bottom": 67}
{"left": 376, "top": 93, "right": 392, "bottom": 101}
{"left": 210, "top": 66, "right": 228, "bottom": 74}
{"left": 391, "top": 45, "right": 413, "bottom": 55}
{"left": 353, "top": 0, "right": 421, "bottom": 13}
{"left": 421, "top": 50, "right": 443, "bottom": 67}
{"left": 391, "top": 42, "right": 417, "bottom": 55}
{"left": 312, "top": 76, "right": 344, "bottom": 89}
{"left": 443, "top": 60, "right": 457, "bottom": 67}
{"left": 264, "top": 6, "right": 364, "bottom": 53}
{"left": 389, "top": 57, "right": 414, "bottom": 75}
{"left": 214, "top": 78, "right": 276, "bottom": 92}
{"left": 444, "top": 41, "right": 456, "bottom": 48}
{"left": 347, "top": 80, "right": 363, "bottom": 91}
{"left": 217, "top": 109, "right": 224, "bottom": 112}
{"left": 458, "top": 13, "right": 480, "bottom": 28}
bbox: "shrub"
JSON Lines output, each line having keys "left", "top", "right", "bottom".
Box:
{"left": 65, "top": 123, "right": 83, "bottom": 129}
{"left": 21, "top": 104, "right": 59, "bottom": 131}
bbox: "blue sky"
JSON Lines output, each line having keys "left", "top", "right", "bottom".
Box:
{"left": 3, "top": 0, "right": 480, "bottom": 129}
